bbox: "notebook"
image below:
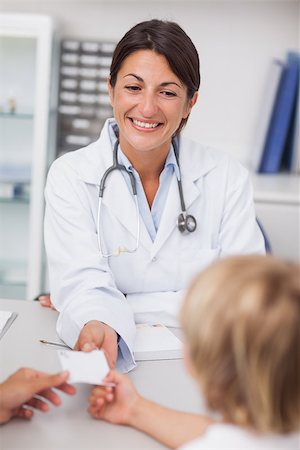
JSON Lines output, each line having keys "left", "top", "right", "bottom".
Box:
{"left": 133, "top": 323, "right": 183, "bottom": 361}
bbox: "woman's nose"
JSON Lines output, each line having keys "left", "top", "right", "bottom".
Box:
{"left": 138, "top": 93, "right": 158, "bottom": 117}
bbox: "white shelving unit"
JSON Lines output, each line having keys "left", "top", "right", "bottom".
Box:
{"left": 252, "top": 174, "right": 300, "bottom": 262}
{"left": 0, "top": 13, "right": 57, "bottom": 300}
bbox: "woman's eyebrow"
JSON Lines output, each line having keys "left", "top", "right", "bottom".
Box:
{"left": 124, "top": 73, "right": 143, "bottom": 82}
{"left": 160, "top": 81, "right": 182, "bottom": 89}
{"left": 124, "top": 73, "right": 182, "bottom": 88}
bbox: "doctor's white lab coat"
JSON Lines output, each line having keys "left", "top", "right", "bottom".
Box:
{"left": 44, "top": 119, "right": 265, "bottom": 372}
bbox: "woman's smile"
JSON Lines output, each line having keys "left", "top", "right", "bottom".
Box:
{"left": 129, "top": 117, "right": 163, "bottom": 131}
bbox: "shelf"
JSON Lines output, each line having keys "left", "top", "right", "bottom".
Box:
{"left": 0, "top": 13, "right": 57, "bottom": 300}
{"left": 0, "top": 112, "right": 34, "bottom": 120}
{"left": 252, "top": 173, "right": 300, "bottom": 205}
{"left": 0, "top": 278, "right": 26, "bottom": 288}
{"left": 0, "top": 180, "right": 31, "bottom": 203}
{"left": 0, "top": 196, "right": 30, "bottom": 204}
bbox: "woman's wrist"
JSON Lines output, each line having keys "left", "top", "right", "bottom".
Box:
{"left": 127, "top": 394, "right": 149, "bottom": 428}
{"left": 0, "top": 385, "right": 10, "bottom": 424}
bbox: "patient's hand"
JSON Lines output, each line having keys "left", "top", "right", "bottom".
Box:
{"left": 0, "top": 368, "right": 76, "bottom": 424}
{"left": 88, "top": 371, "right": 140, "bottom": 426}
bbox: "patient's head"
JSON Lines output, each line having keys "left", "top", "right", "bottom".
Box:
{"left": 181, "top": 255, "right": 300, "bottom": 434}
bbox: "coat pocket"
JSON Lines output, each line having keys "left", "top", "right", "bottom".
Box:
{"left": 179, "top": 247, "right": 220, "bottom": 287}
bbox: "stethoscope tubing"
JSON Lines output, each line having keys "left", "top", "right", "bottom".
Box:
{"left": 99, "top": 140, "right": 137, "bottom": 198}
{"left": 97, "top": 137, "right": 197, "bottom": 257}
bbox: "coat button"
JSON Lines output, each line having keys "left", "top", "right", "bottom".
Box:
{"left": 152, "top": 256, "right": 157, "bottom": 262}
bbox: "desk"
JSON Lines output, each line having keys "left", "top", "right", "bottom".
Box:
{"left": 0, "top": 299, "right": 202, "bottom": 450}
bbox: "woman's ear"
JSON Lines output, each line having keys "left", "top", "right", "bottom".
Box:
{"left": 183, "top": 91, "right": 198, "bottom": 119}
{"left": 107, "top": 77, "right": 114, "bottom": 107}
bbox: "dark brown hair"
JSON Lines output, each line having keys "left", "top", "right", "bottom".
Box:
{"left": 109, "top": 19, "right": 200, "bottom": 134}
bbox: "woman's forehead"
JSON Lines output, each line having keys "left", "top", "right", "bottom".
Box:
{"left": 117, "top": 49, "right": 184, "bottom": 86}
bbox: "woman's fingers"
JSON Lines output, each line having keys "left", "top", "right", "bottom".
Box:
{"left": 38, "top": 295, "right": 56, "bottom": 310}
{"left": 55, "top": 382, "right": 77, "bottom": 396}
{"left": 36, "top": 389, "right": 61, "bottom": 406}
{"left": 25, "top": 396, "right": 50, "bottom": 411}
{"left": 88, "top": 401, "right": 104, "bottom": 419}
{"left": 30, "top": 370, "right": 76, "bottom": 398}
{"left": 89, "top": 389, "right": 113, "bottom": 407}
{"left": 15, "top": 406, "right": 34, "bottom": 420}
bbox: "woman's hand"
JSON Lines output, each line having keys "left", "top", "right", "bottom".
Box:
{"left": 38, "top": 294, "right": 56, "bottom": 310}
{"left": 88, "top": 371, "right": 140, "bottom": 425}
{"left": 0, "top": 368, "right": 76, "bottom": 424}
{"left": 38, "top": 299, "right": 118, "bottom": 368}
{"left": 74, "top": 321, "right": 118, "bottom": 369}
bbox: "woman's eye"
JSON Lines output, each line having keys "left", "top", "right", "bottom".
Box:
{"left": 161, "top": 91, "right": 177, "bottom": 97}
{"left": 125, "top": 85, "right": 141, "bottom": 92}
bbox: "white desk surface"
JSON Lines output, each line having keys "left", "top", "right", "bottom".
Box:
{"left": 0, "top": 299, "right": 203, "bottom": 450}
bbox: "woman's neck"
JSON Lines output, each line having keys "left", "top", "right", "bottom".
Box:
{"left": 120, "top": 141, "right": 171, "bottom": 208}
{"left": 120, "top": 142, "right": 170, "bottom": 182}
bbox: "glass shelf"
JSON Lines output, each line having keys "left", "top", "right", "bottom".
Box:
{"left": 0, "top": 112, "right": 34, "bottom": 120}
{"left": 0, "top": 277, "right": 26, "bottom": 287}
{"left": 0, "top": 13, "right": 56, "bottom": 300}
{"left": 0, "top": 182, "right": 31, "bottom": 202}
{"left": 0, "top": 196, "right": 30, "bottom": 204}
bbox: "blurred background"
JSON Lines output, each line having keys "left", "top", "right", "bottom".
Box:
{"left": 0, "top": 0, "right": 299, "bottom": 300}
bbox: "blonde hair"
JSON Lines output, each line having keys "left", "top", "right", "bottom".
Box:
{"left": 181, "top": 255, "right": 300, "bottom": 433}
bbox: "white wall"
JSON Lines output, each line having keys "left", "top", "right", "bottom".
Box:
{"left": 1, "top": 1, "right": 299, "bottom": 164}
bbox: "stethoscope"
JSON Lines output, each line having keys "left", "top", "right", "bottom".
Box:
{"left": 97, "top": 138, "right": 197, "bottom": 257}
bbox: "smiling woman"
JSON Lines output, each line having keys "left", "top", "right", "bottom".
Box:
{"left": 108, "top": 50, "right": 198, "bottom": 182}
{"left": 43, "top": 19, "right": 265, "bottom": 373}
{"left": 106, "top": 50, "right": 197, "bottom": 210}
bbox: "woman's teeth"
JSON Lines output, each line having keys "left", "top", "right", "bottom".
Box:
{"left": 132, "top": 119, "right": 159, "bottom": 129}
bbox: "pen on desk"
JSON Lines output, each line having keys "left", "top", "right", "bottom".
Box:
{"left": 39, "top": 339, "right": 71, "bottom": 349}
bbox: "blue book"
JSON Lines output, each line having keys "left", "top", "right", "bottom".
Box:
{"left": 251, "top": 60, "right": 283, "bottom": 172}
{"left": 281, "top": 51, "right": 300, "bottom": 172}
{"left": 259, "top": 56, "right": 299, "bottom": 173}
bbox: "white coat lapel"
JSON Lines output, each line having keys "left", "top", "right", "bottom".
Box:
{"left": 101, "top": 170, "right": 152, "bottom": 251}
{"left": 150, "top": 172, "right": 200, "bottom": 257}
{"left": 151, "top": 140, "right": 217, "bottom": 257}
{"left": 77, "top": 120, "right": 152, "bottom": 252}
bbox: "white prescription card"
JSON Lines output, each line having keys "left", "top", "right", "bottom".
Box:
{"left": 57, "top": 349, "right": 109, "bottom": 384}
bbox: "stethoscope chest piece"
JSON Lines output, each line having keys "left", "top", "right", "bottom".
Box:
{"left": 173, "top": 137, "right": 197, "bottom": 234}
{"left": 178, "top": 212, "right": 197, "bottom": 233}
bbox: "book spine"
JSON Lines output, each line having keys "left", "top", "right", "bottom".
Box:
{"left": 259, "top": 58, "right": 299, "bottom": 174}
